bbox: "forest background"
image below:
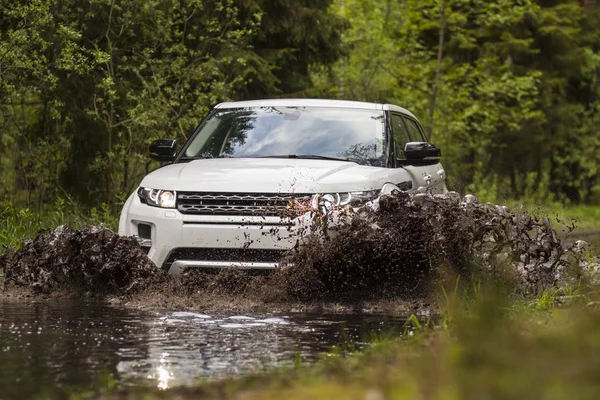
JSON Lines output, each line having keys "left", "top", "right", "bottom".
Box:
{"left": 1, "top": 0, "right": 599, "bottom": 230}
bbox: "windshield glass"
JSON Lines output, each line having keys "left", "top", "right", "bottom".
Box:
{"left": 182, "top": 107, "right": 387, "bottom": 166}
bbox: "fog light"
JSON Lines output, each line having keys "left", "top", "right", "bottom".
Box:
{"left": 138, "top": 223, "right": 152, "bottom": 239}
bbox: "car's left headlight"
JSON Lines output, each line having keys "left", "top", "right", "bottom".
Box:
{"left": 137, "top": 187, "right": 177, "bottom": 208}
{"left": 311, "top": 190, "right": 380, "bottom": 214}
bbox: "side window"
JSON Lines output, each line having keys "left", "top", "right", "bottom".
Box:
{"left": 403, "top": 117, "right": 427, "bottom": 142}
{"left": 391, "top": 114, "right": 411, "bottom": 159}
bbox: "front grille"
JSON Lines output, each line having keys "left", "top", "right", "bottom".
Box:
{"left": 162, "top": 247, "right": 290, "bottom": 270}
{"left": 177, "top": 192, "right": 311, "bottom": 216}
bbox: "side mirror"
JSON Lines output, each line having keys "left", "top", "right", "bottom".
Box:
{"left": 150, "top": 139, "right": 177, "bottom": 162}
{"left": 404, "top": 142, "right": 441, "bottom": 162}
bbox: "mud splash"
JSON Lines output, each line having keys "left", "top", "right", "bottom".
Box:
{"left": 276, "top": 190, "right": 585, "bottom": 299}
{"left": 1, "top": 225, "right": 160, "bottom": 294}
{"left": 0, "top": 191, "right": 587, "bottom": 306}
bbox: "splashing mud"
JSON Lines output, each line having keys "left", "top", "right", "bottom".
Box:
{"left": 0, "top": 225, "right": 160, "bottom": 294}
{"left": 0, "top": 191, "right": 588, "bottom": 307}
{"left": 276, "top": 190, "right": 584, "bottom": 299}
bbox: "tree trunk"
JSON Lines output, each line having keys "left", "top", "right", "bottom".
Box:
{"left": 580, "top": 0, "right": 589, "bottom": 13}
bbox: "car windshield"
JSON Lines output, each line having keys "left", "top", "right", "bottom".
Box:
{"left": 182, "top": 106, "right": 387, "bottom": 166}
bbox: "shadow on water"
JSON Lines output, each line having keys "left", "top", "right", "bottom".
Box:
{"left": 0, "top": 300, "right": 407, "bottom": 399}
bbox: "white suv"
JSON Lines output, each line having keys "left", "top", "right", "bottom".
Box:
{"left": 119, "top": 99, "right": 447, "bottom": 274}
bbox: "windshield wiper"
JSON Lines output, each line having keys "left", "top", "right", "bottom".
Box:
{"left": 178, "top": 156, "right": 211, "bottom": 161}
{"left": 255, "top": 154, "right": 355, "bottom": 162}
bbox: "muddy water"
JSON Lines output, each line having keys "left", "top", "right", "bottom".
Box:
{"left": 0, "top": 300, "right": 407, "bottom": 399}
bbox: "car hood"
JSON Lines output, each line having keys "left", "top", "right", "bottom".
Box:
{"left": 140, "top": 158, "right": 393, "bottom": 193}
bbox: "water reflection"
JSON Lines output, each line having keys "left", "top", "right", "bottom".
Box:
{"left": 154, "top": 353, "right": 173, "bottom": 390}
{"left": 0, "top": 300, "right": 406, "bottom": 399}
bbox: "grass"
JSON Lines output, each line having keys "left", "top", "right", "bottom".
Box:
{"left": 467, "top": 172, "right": 600, "bottom": 230}
{"left": 475, "top": 198, "right": 600, "bottom": 231}
{"left": 557, "top": 204, "right": 600, "bottom": 229}
{"left": 529, "top": 203, "right": 600, "bottom": 230}
{"left": 0, "top": 199, "right": 118, "bottom": 249}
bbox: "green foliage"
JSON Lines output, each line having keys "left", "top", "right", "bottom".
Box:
{"left": 0, "top": 202, "right": 68, "bottom": 249}
{"left": 0, "top": 0, "right": 344, "bottom": 211}
{"left": 1, "top": 0, "right": 599, "bottom": 223}
{"left": 535, "top": 287, "right": 561, "bottom": 310}
{"left": 0, "top": 199, "right": 118, "bottom": 249}
{"left": 317, "top": 0, "right": 600, "bottom": 205}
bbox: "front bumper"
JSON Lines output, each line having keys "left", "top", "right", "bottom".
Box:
{"left": 119, "top": 194, "right": 336, "bottom": 274}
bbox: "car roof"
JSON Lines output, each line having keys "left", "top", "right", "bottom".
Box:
{"left": 214, "top": 99, "right": 418, "bottom": 120}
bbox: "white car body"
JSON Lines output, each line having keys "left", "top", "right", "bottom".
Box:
{"left": 119, "top": 99, "right": 447, "bottom": 274}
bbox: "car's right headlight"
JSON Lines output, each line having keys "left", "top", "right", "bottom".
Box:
{"left": 311, "top": 190, "right": 380, "bottom": 214}
{"left": 137, "top": 187, "right": 177, "bottom": 208}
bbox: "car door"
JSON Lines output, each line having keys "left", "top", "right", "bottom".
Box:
{"left": 390, "top": 112, "right": 447, "bottom": 193}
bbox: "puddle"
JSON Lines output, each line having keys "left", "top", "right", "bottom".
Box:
{"left": 0, "top": 300, "right": 408, "bottom": 399}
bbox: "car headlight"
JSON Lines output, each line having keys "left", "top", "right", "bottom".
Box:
{"left": 311, "top": 190, "right": 380, "bottom": 214}
{"left": 137, "top": 187, "right": 177, "bottom": 208}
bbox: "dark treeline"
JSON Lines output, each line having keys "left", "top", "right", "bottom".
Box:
{"left": 0, "top": 0, "right": 599, "bottom": 212}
